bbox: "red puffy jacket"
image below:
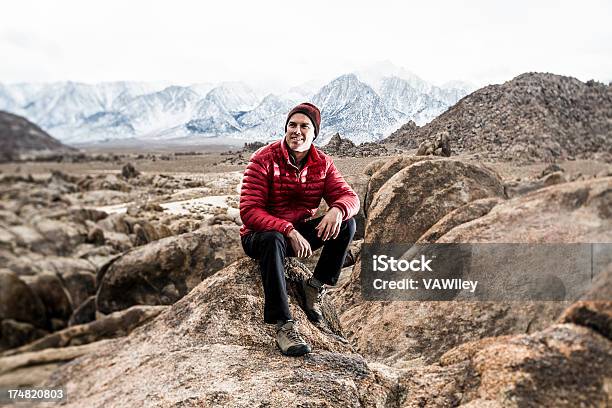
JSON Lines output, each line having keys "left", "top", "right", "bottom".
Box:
{"left": 239, "top": 139, "right": 359, "bottom": 237}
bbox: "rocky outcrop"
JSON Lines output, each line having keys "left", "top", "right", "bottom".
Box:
{"left": 27, "top": 272, "right": 73, "bottom": 328}
{"left": 383, "top": 120, "right": 419, "bottom": 145}
{"left": 417, "top": 197, "right": 504, "bottom": 243}
{"left": 8, "top": 255, "right": 605, "bottom": 407}
{"left": 121, "top": 162, "right": 140, "bottom": 179}
{"left": 384, "top": 73, "right": 612, "bottom": 163}
{"left": 558, "top": 263, "right": 612, "bottom": 341}
{"left": 335, "top": 176, "right": 611, "bottom": 372}
{"left": 1, "top": 305, "right": 166, "bottom": 356}
{"left": 322, "top": 133, "right": 397, "bottom": 157}
{"left": 0, "top": 340, "right": 112, "bottom": 388}
{"left": 427, "top": 323, "right": 611, "bottom": 407}
{"left": 503, "top": 164, "right": 571, "bottom": 198}
{"left": 42, "top": 259, "right": 393, "bottom": 407}
{"left": 0, "top": 169, "right": 244, "bottom": 350}
{"left": 0, "top": 269, "right": 48, "bottom": 351}
{"left": 337, "top": 272, "right": 566, "bottom": 366}
{"left": 366, "top": 159, "right": 506, "bottom": 243}
{"left": 415, "top": 131, "right": 451, "bottom": 157}
{"left": 0, "top": 111, "right": 74, "bottom": 162}
{"left": 96, "top": 225, "right": 243, "bottom": 314}
{"left": 560, "top": 300, "right": 612, "bottom": 342}
{"left": 438, "top": 177, "right": 612, "bottom": 243}
{"left": 362, "top": 157, "right": 387, "bottom": 177}
{"left": 363, "top": 155, "right": 442, "bottom": 214}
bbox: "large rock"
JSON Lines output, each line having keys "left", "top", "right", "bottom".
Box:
{"left": 337, "top": 267, "right": 565, "bottom": 367}
{"left": 62, "top": 270, "right": 96, "bottom": 310}
{"left": 362, "top": 157, "right": 387, "bottom": 177}
{"left": 335, "top": 177, "right": 611, "bottom": 369}
{"left": 31, "top": 257, "right": 97, "bottom": 310}
{"left": 504, "top": 169, "right": 569, "bottom": 198}
{"left": 96, "top": 225, "right": 243, "bottom": 314}
{"left": 363, "top": 155, "right": 440, "bottom": 215}
{"left": 558, "top": 262, "right": 612, "bottom": 341}
{"left": 96, "top": 213, "right": 171, "bottom": 247}
{"left": 0, "top": 249, "right": 44, "bottom": 277}
{"left": 417, "top": 197, "right": 504, "bottom": 243}
{"left": 438, "top": 177, "right": 612, "bottom": 243}
{"left": 8, "top": 225, "right": 49, "bottom": 254}
{"left": 68, "top": 296, "right": 96, "bottom": 326}
{"left": 0, "top": 270, "right": 48, "bottom": 350}
{"left": 8, "top": 218, "right": 87, "bottom": 257}
{"left": 43, "top": 259, "right": 392, "bottom": 407}
{"left": 560, "top": 301, "right": 612, "bottom": 342}
{"left": 27, "top": 272, "right": 73, "bottom": 324}
{"left": 366, "top": 159, "right": 506, "bottom": 243}
{"left": 400, "top": 324, "right": 611, "bottom": 407}
{"left": 0, "top": 269, "right": 46, "bottom": 328}
{"left": 121, "top": 162, "right": 140, "bottom": 179}
{"left": 415, "top": 131, "right": 451, "bottom": 157}
{"left": 96, "top": 213, "right": 138, "bottom": 235}
{"left": 2, "top": 305, "right": 167, "bottom": 356}
{"left": 31, "top": 218, "right": 87, "bottom": 256}
{"left": 0, "top": 341, "right": 111, "bottom": 388}
{"left": 34, "top": 255, "right": 97, "bottom": 277}
{"left": 0, "top": 320, "right": 48, "bottom": 352}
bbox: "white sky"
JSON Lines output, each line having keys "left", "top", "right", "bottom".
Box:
{"left": 1, "top": 0, "right": 611, "bottom": 90}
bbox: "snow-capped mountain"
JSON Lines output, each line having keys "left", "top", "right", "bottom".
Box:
{"left": 2, "top": 82, "right": 48, "bottom": 108}
{"left": 172, "top": 82, "right": 263, "bottom": 138}
{"left": 187, "top": 82, "right": 215, "bottom": 98}
{"left": 355, "top": 60, "right": 433, "bottom": 95}
{"left": 56, "top": 111, "right": 136, "bottom": 144}
{"left": 356, "top": 61, "right": 473, "bottom": 111}
{"left": 0, "top": 84, "right": 19, "bottom": 112}
{"left": 23, "top": 82, "right": 109, "bottom": 128}
{"left": 0, "top": 66, "right": 472, "bottom": 145}
{"left": 313, "top": 74, "right": 401, "bottom": 144}
{"left": 205, "top": 82, "right": 260, "bottom": 113}
{"left": 183, "top": 91, "right": 244, "bottom": 137}
{"left": 379, "top": 76, "right": 451, "bottom": 125}
{"left": 238, "top": 94, "right": 297, "bottom": 128}
{"left": 120, "top": 85, "right": 200, "bottom": 135}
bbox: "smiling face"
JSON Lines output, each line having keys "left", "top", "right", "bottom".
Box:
{"left": 285, "top": 113, "right": 315, "bottom": 153}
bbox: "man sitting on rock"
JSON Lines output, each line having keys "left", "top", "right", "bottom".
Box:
{"left": 240, "top": 102, "right": 359, "bottom": 356}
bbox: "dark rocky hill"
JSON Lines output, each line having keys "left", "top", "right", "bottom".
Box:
{"left": 0, "top": 111, "right": 73, "bottom": 162}
{"left": 384, "top": 73, "right": 612, "bottom": 162}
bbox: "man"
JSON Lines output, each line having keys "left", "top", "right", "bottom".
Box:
{"left": 240, "top": 102, "right": 359, "bottom": 356}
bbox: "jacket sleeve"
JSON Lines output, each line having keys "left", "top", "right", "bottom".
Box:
{"left": 323, "top": 159, "right": 360, "bottom": 220}
{"left": 239, "top": 154, "right": 295, "bottom": 236}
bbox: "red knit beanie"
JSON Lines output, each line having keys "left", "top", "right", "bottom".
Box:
{"left": 285, "top": 102, "right": 321, "bottom": 139}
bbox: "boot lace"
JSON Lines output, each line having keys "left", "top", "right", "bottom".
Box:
{"left": 285, "top": 326, "right": 303, "bottom": 343}
{"left": 317, "top": 287, "right": 327, "bottom": 302}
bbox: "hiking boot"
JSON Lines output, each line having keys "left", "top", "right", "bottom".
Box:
{"left": 298, "top": 278, "right": 324, "bottom": 323}
{"left": 276, "top": 320, "right": 311, "bottom": 356}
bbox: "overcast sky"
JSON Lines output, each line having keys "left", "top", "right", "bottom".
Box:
{"left": 1, "top": 0, "right": 611, "bottom": 90}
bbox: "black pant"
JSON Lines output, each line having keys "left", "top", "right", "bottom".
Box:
{"left": 241, "top": 216, "right": 356, "bottom": 324}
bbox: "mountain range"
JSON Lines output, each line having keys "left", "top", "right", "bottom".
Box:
{"left": 0, "top": 66, "right": 474, "bottom": 146}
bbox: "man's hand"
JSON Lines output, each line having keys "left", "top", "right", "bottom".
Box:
{"left": 288, "top": 229, "right": 312, "bottom": 258}
{"left": 316, "top": 207, "right": 343, "bottom": 241}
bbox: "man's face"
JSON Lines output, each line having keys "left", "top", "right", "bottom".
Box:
{"left": 285, "top": 113, "right": 315, "bottom": 153}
